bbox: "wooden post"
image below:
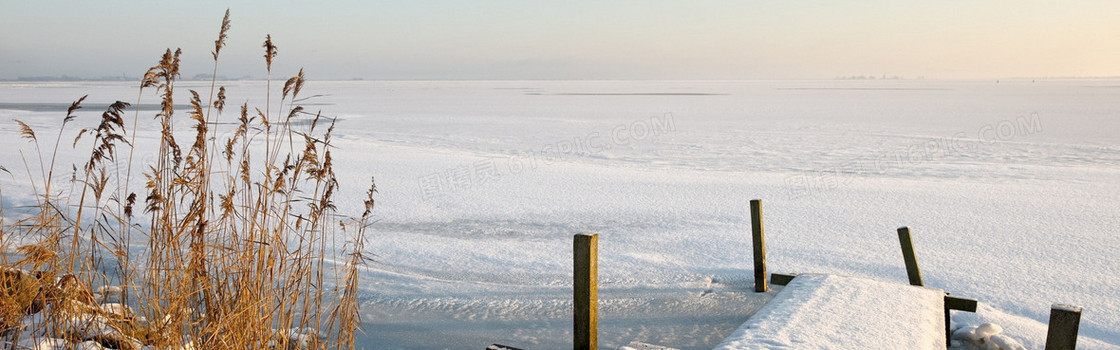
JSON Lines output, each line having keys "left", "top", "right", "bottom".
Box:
{"left": 1045, "top": 304, "right": 1082, "bottom": 350}
{"left": 944, "top": 293, "right": 979, "bottom": 348}
{"left": 750, "top": 199, "right": 768, "bottom": 293}
{"left": 896, "top": 227, "right": 923, "bottom": 286}
{"left": 574, "top": 234, "right": 598, "bottom": 350}
{"left": 944, "top": 297, "right": 951, "bottom": 347}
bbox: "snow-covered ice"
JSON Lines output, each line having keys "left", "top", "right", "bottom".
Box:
{"left": 1, "top": 79, "right": 1118, "bottom": 349}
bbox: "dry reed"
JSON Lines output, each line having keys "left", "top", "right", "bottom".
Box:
{"left": 1, "top": 10, "right": 369, "bottom": 350}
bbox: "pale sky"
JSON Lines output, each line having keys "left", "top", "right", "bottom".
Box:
{"left": 2, "top": 1, "right": 1119, "bottom": 80}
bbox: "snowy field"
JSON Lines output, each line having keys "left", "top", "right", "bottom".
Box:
{"left": 1, "top": 80, "right": 1118, "bottom": 349}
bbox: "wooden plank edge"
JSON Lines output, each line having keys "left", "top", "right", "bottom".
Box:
{"left": 945, "top": 295, "right": 978, "bottom": 312}
{"left": 770, "top": 273, "right": 798, "bottom": 286}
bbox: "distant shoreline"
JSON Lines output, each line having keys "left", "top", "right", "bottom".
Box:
{"left": 5, "top": 77, "right": 1120, "bottom": 83}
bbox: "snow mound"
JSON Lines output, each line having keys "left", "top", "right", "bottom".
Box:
{"left": 951, "top": 323, "right": 1025, "bottom": 350}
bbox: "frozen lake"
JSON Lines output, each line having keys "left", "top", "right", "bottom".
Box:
{"left": 1, "top": 80, "right": 1118, "bottom": 349}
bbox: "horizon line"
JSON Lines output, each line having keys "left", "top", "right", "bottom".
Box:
{"left": 6, "top": 76, "right": 1120, "bottom": 83}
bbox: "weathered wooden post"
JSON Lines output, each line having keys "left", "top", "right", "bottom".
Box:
{"left": 750, "top": 199, "right": 768, "bottom": 293}
{"left": 944, "top": 293, "right": 952, "bottom": 347}
{"left": 574, "top": 234, "right": 598, "bottom": 350}
{"left": 896, "top": 226, "right": 923, "bottom": 287}
{"left": 944, "top": 294, "right": 978, "bottom": 346}
{"left": 1044, "top": 304, "right": 1082, "bottom": 350}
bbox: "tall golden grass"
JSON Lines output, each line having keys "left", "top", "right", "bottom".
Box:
{"left": 1, "top": 9, "right": 371, "bottom": 349}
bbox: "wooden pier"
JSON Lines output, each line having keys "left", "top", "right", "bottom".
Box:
{"left": 713, "top": 273, "right": 947, "bottom": 349}
{"left": 487, "top": 198, "right": 1084, "bottom": 350}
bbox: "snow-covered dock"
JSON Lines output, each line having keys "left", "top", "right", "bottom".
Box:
{"left": 712, "top": 274, "right": 946, "bottom": 350}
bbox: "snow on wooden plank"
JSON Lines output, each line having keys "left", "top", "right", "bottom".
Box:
{"left": 619, "top": 341, "right": 680, "bottom": 350}
{"left": 712, "top": 274, "right": 945, "bottom": 350}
